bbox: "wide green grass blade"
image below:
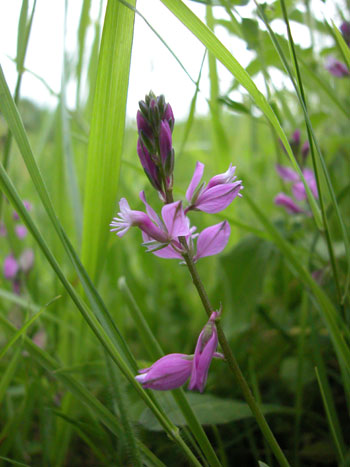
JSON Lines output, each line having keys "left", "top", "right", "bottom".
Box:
{"left": 81, "top": 0, "right": 136, "bottom": 282}
{"left": 159, "top": 0, "right": 322, "bottom": 227}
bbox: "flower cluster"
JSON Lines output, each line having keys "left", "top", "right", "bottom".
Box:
{"left": 111, "top": 94, "right": 242, "bottom": 263}
{"left": 2, "top": 200, "right": 34, "bottom": 294}
{"left": 135, "top": 312, "right": 223, "bottom": 392}
{"left": 110, "top": 92, "right": 243, "bottom": 391}
{"left": 275, "top": 131, "right": 318, "bottom": 215}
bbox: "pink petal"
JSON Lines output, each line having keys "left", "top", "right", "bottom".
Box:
{"left": 4, "top": 255, "right": 19, "bottom": 280}
{"left": 292, "top": 181, "right": 306, "bottom": 201}
{"left": 186, "top": 162, "right": 204, "bottom": 202}
{"left": 194, "top": 221, "right": 231, "bottom": 261}
{"left": 196, "top": 182, "right": 242, "bottom": 213}
{"left": 276, "top": 164, "right": 299, "bottom": 182}
{"left": 275, "top": 193, "right": 303, "bottom": 214}
{"left": 161, "top": 201, "right": 190, "bottom": 238}
{"left": 206, "top": 164, "right": 236, "bottom": 188}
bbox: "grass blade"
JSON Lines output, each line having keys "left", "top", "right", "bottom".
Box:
{"left": 81, "top": 0, "right": 136, "bottom": 282}
{"left": 159, "top": 0, "right": 322, "bottom": 227}
{"left": 315, "top": 367, "right": 345, "bottom": 463}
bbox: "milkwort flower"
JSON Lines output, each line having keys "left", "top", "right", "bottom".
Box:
{"left": 110, "top": 193, "right": 190, "bottom": 250}
{"left": 186, "top": 162, "right": 243, "bottom": 214}
{"left": 110, "top": 192, "right": 232, "bottom": 262}
{"left": 325, "top": 56, "right": 349, "bottom": 78}
{"left": 135, "top": 354, "right": 193, "bottom": 391}
{"left": 135, "top": 311, "right": 223, "bottom": 392}
{"left": 188, "top": 311, "right": 221, "bottom": 392}
{"left": 275, "top": 163, "right": 318, "bottom": 214}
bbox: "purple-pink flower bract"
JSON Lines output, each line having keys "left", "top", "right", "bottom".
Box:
{"left": 186, "top": 162, "right": 243, "bottom": 213}
{"left": 135, "top": 354, "right": 193, "bottom": 391}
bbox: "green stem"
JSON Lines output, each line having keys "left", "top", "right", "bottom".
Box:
{"left": 180, "top": 246, "right": 290, "bottom": 467}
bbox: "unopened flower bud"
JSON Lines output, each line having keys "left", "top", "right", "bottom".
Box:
{"left": 159, "top": 120, "right": 172, "bottom": 165}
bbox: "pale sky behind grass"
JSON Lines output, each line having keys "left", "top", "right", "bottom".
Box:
{"left": 0, "top": 0, "right": 340, "bottom": 121}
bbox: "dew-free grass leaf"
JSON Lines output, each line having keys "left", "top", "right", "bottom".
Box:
{"left": 139, "top": 393, "right": 291, "bottom": 431}
{"left": 81, "top": 0, "right": 136, "bottom": 282}
{"left": 221, "top": 236, "right": 274, "bottom": 319}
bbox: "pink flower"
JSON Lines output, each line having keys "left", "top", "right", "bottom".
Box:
{"left": 143, "top": 219, "right": 231, "bottom": 263}
{"left": 4, "top": 255, "right": 19, "bottom": 280}
{"left": 135, "top": 353, "right": 193, "bottom": 390}
{"left": 325, "top": 56, "right": 349, "bottom": 77}
{"left": 188, "top": 311, "right": 220, "bottom": 393}
{"left": 186, "top": 162, "right": 243, "bottom": 214}
{"left": 15, "top": 224, "right": 28, "bottom": 239}
{"left": 275, "top": 193, "right": 304, "bottom": 214}
{"left": 275, "top": 164, "right": 318, "bottom": 214}
{"left": 110, "top": 194, "right": 190, "bottom": 249}
{"left": 275, "top": 164, "right": 299, "bottom": 182}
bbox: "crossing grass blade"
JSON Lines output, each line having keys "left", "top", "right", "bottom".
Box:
{"left": 81, "top": 0, "right": 136, "bottom": 282}
{"left": 159, "top": 0, "right": 322, "bottom": 228}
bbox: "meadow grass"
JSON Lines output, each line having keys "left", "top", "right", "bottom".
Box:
{"left": 0, "top": 0, "right": 349, "bottom": 465}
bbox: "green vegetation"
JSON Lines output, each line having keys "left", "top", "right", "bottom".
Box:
{"left": 0, "top": 0, "right": 349, "bottom": 465}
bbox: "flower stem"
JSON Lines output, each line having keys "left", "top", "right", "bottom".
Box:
{"left": 180, "top": 246, "right": 290, "bottom": 467}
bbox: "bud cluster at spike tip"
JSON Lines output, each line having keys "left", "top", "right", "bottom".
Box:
{"left": 136, "top": 92, "right": 175, "bottom": 197}
{"left": 135, "top": 312, "right": 223, "bottom": 392}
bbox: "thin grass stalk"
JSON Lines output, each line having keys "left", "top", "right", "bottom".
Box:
{"left": 0, "top": 315, "right": 166, "bottom": 467}
{"left": 315, "top": 367, "right": 345, "bottom": 463}
{"left": 244, "top": 192, "right": 350, "bottom": 373}
{"left": 179, "top": 246, "right": 290, "bottom": 467}
{"left": 255, "top": 0, "right": 350, "bottom": 305}
{"left": 0, "top": 164, "right": 201, "bottom": 467}
{"left": 0, "top": 0, "right": 36, "bottom": 219}
{"left": 293, "top": 292, "right": 308, "bottom": 466}
{"left": 105, "top": 354, "right": 142, "bottom": 467}
{"left": 278, "top": 0, "right": 343, "bottom": 309}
